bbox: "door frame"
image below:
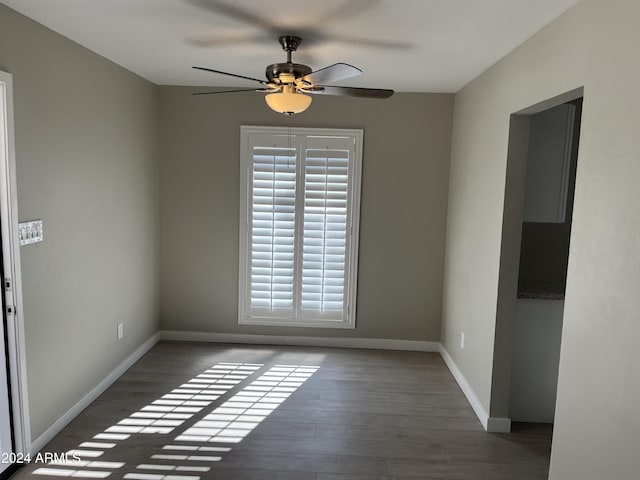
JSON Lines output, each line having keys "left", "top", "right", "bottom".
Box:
{"left": 490, "top": 87, "right": 584, "bottom": 426}
{"left": 0, "top": 70, "right": 31, "bottom": 456}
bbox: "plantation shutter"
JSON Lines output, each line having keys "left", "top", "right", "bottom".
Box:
{"left": 246, "top": 134, "right": 298, "bottom": 318}
{"left": 239, "top": 127, "right": 362, "bottom": 328}
{"left": 301, "top": 137, "right": 353, "bottom": 320}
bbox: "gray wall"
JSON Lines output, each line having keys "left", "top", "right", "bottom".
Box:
{"left": 159, "top": 88, "right": 453, "bottom": 341}
{"left": 442, "top": 0, "right": 640, "bottom": 478}
{"left": 0, "top": 6, "right": 160, "bottom": 440}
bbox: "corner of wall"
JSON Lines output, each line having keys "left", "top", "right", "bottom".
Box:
{"left": 29, "top": 333, "right": 160, "bottom": 454}
{"left": 438, "top": 343, "right": 511, "bottom": 433}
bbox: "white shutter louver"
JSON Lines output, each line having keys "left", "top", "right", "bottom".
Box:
{"left": 302, "top": 148, "right": 349, "bottom": 319}
{"left": 239, "top": 127, "right": 362, "bottom": 328}
{"left": 250, "top": 146, "right": 296, "bottom": 314}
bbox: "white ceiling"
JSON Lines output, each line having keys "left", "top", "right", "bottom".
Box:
{"left": 2, "top": 0, "right": 580, "bottom": 92}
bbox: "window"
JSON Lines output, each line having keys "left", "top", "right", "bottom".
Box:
{"left": 239, "top": 126, "right": 363, "bottom": 328}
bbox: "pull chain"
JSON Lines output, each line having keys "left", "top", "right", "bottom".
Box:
{"left": 288, "top": 124, "right": 292, "bottom": 168}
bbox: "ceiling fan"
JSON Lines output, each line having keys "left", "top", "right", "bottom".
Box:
{"left": 193, "top": 35, "right": 394, "bottom": 115}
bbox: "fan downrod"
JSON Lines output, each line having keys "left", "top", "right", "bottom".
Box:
{"left": 266, "top": 35, "right": 312, "bottom": 84}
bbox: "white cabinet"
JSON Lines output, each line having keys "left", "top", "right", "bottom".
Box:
{"left": 510, "top": 299, "right": 564, "bottom": 423}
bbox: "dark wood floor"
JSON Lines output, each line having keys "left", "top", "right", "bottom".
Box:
{"left": 11, "top": 341, "right": 552, "bottom": 480}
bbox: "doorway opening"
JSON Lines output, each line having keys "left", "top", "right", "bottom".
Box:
{"left": 509, "top": 98, "right": 582, "bottom": 428}
{"left": 491, "top": 87, "right": 584, "bottom": 437}
{"left": 0, "top": 262, "right": 14, "bottom": 478}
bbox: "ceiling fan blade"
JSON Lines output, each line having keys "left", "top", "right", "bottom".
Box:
{"left": 301, "top": 63, "right": 362, "bottom": 85}
{"left": 328, "top": 34, "right": 412, "bottom": 50}
{"left": 192, "top": 66, "right": 267, "bottom": 85}
{"left": 192, "top": 88, "right": 271, "bottom": 96}
{"left": 186, "top": 32, "right": 270, "bottom": 48}
{"left": 186, "top": 0, "right": 280, "bottom": 35}
{"left": 313, "top": 0, "right": 379, "bottom": 26}
{"left": 309, "top": 85, "right": 394, "bottom": 99}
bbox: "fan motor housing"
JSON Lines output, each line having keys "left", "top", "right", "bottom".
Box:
{"left": 266, "top": 63, "right": 312, "bottom": 84}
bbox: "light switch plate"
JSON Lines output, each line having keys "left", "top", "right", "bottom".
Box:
{"left": 19, "top": 220, "right": 43, "bottom": 246}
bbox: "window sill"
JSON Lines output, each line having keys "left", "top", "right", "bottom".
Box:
{"left": 239, "top": 317, "right": 356, "bottom": 329}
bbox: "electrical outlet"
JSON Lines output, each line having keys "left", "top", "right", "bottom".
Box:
{"left": 117, "top": 323, "right": 124, "bottom": 340}
{"left": 460, "top": 331, "right": 465, "bottom": 350}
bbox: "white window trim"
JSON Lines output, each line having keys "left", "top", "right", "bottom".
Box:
{"left": 238, "top": 126, "right": 363, "bottom": 329}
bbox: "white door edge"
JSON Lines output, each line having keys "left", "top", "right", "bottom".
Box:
{"left": 0, "top": 70, "right": 32, "bottom": 456}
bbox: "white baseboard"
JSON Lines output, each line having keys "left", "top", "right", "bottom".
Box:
{"left": 438, "top": 345, "right": 511, "bottom": 433}
{"left": 159, "top": 330, "right": 440, "bottom": 352}
{"left": 29, "top": 331, "right": 508, "bottom": 451}
{"left": 30, "top": 333, "right": 160, "bottom": 454}
{"left": 164, "top": 331, "right": 506, "bottom": 431}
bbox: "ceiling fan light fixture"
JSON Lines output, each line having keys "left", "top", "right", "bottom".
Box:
{"left": 193, "top": 36, "right": 394, "bottom": 110}
{"left": 265, "top": 87, "right": 312, "bottom": 116}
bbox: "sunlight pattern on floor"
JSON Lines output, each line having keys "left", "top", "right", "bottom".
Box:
{"left": 32, "top": 363, "right": 262, "bottom": 478}
{"left": 31, "top": 362, "right": 319, "bottom": 479}
{"left": 122, "top": 365, "right": 319, "bottom": 479}
{"left": 176, "top": 365, "right": 318, "bottom": 443}
{"left": 104, "top": 363, "right": 262, "bottom": 436}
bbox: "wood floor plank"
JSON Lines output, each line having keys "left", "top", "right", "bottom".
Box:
{"left": 9, "top": 341, "right": 552, "bottom": 480}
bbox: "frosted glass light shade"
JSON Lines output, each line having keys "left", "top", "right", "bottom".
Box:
{"left": 265, "top": 91, "right": 312, "bottom": 115}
